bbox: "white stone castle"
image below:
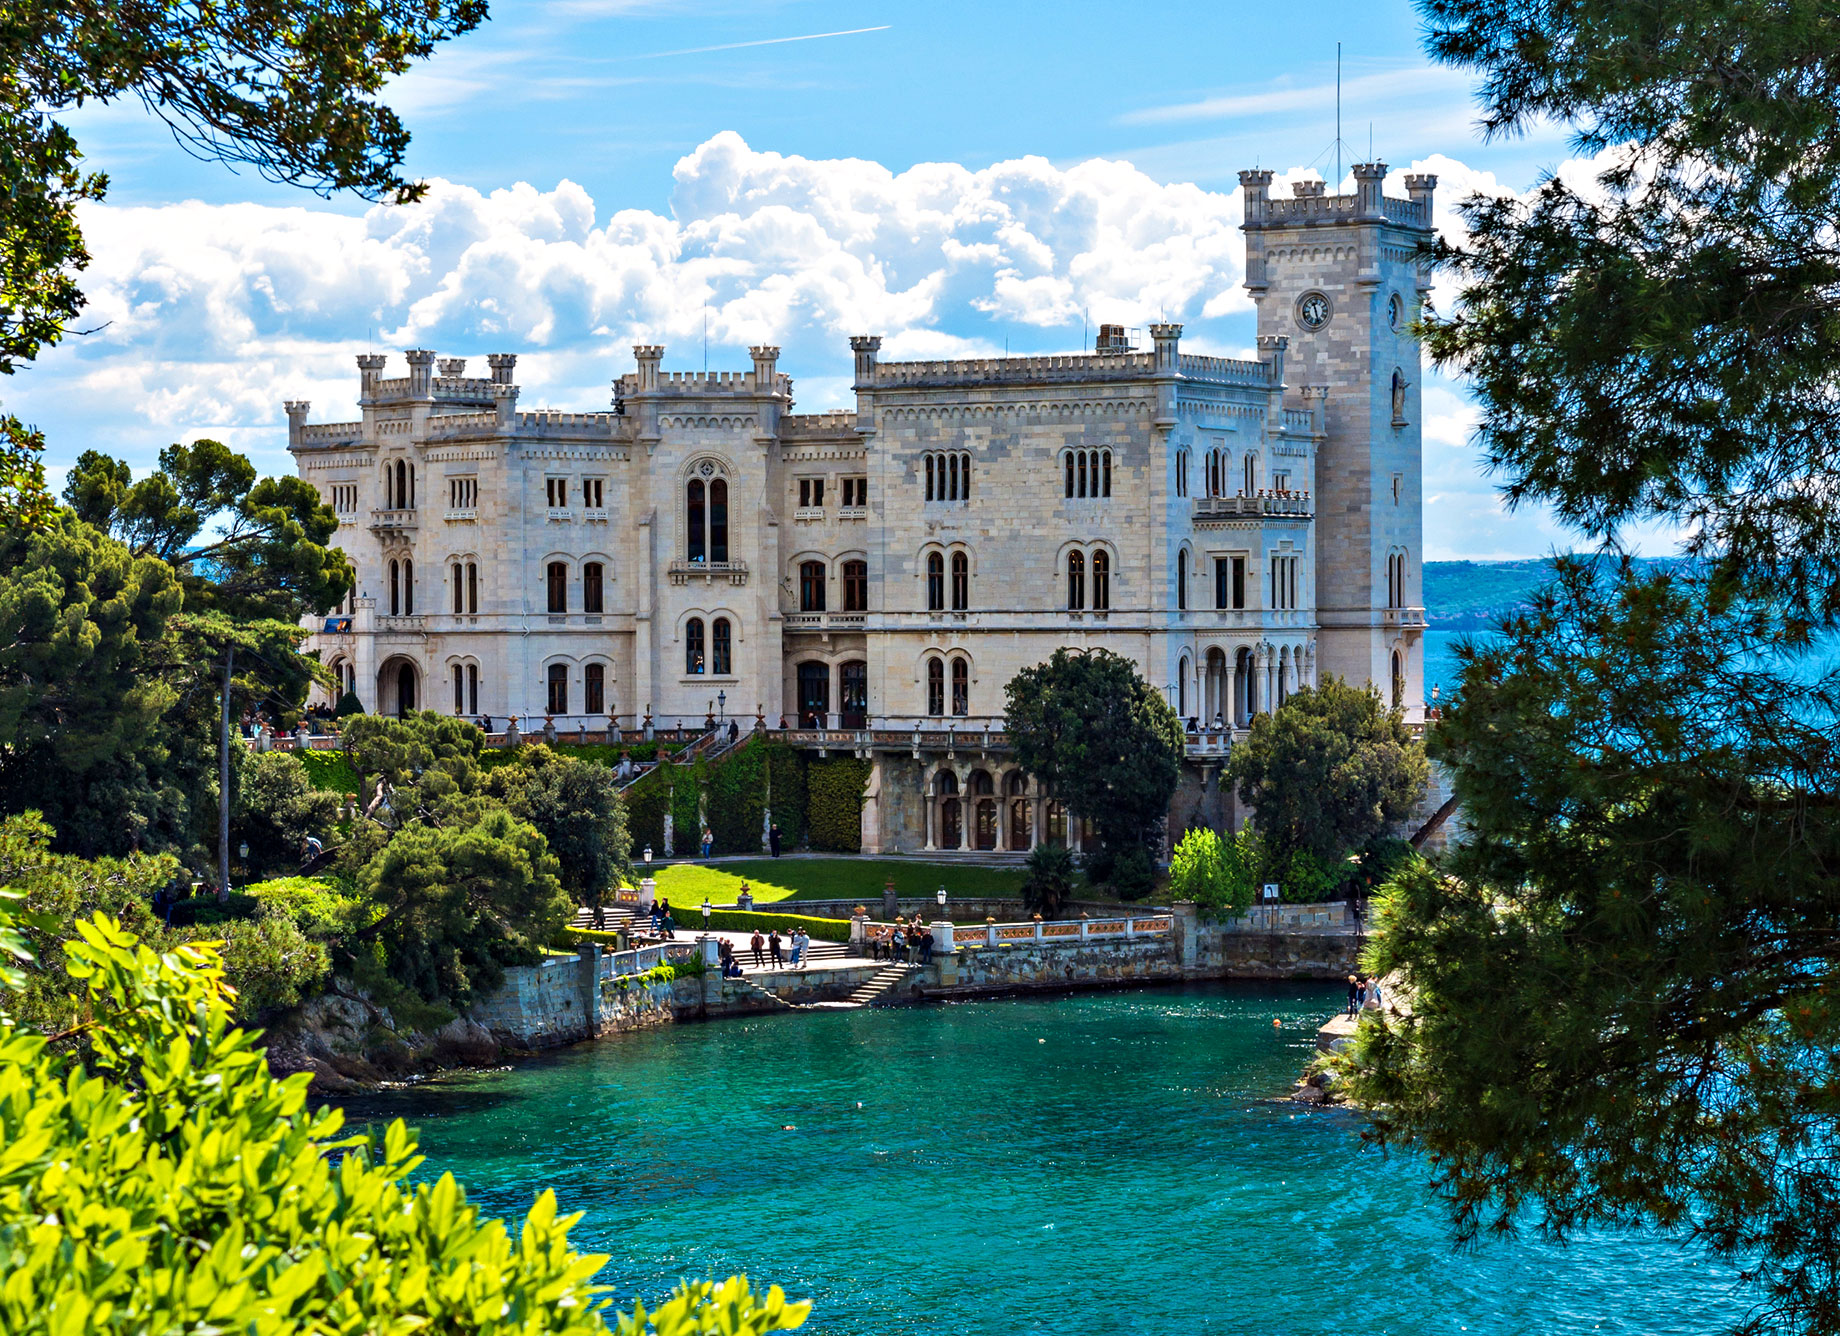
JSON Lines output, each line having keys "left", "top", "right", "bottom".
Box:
{"left": 291, "top": 164, "right": 1433, "bottom": 853}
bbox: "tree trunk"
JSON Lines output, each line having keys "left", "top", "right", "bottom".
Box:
{"left": 1410, "top": 793, "right": 1462, "bottom": 850}
{"left": 218, "top": 645, "right": 235, "bottom": 903}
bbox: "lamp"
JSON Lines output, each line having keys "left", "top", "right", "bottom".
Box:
{"left": 937, "top": 885, "right": 947, "bottom": 908}
{"left": 643, "top": 845, "right": 652, "bottom": 864}
{"left": 701, "top": 898, "right": 711, "bottom": 928}
{"left": 238, "top": 842, "right": 248, "bottom": 861}
{"left": 717, "top": 690, "right": 726, "bottom": 723}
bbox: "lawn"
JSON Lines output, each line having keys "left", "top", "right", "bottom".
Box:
{"left": 646, "top": 857, "right": 1030, "bottom": 907}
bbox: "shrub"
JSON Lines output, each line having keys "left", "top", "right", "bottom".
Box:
{"left": 0, "top": 909, "right": 807, "bottom": 1335}
{"left": 1107, "top": 844, "right": 1158, "bottom": 901}
{"left": 333, "top": 689, "right": 365, "bottom": 716}
{"left": 1020, "top": 842, "right": 1077, "bottom": 918}
{"left": 690, "top": 906, "right": 851, "bottom": 943}
{"left": 1276, "top": 846, "right": 1342, "bottom": 904}
{"left": 1168, "top": 827, "right": 1258, "bottom": 920}
{"left": 806, "top": 758, "right": 868, "bottom": 852}
{"left": 296, "top": 748, "right": 360, "bottom": 794}
{"left": 168, "top": 891, "right": 259, "bottom": 925}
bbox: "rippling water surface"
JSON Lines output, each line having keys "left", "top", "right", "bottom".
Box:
{"left": 347, "top": 983, "right": 1751, "bottom": 1336}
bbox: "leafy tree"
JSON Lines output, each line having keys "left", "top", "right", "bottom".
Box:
{"left": 1226, "top": 676, "right": 1427, "bottom": 869}
{"left": 488, "top": 745, "right": 633, "bottom": 929}
{"left": 1167, "top": 827, "right": 1255, "bottom": 920}
{"left": 235, "top": 751, "right": 342, "bottom": 878}
{"left": 1003, "top": 649, "right": 1184, "bottom": 876}
{"left": 0, "top": 903, "right": 807, "bottom": 1335}
{"left": 355, "top": 808, "right": 570, "bottom": 1007}
{"left": 1019, "top": 841, "right": 1077, "bottom": 919}
{"left": 65, "top": 441, "right": 351, "bottom": 895}
{"left": 1348, "top": 3, "right": 1840, "bottom": 1328}
{"left": 0, "top": 512, "right": 184, "bottom": 851}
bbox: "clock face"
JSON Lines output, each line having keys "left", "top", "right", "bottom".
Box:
{"left": 1296, "top": 292, "right": 1331, "bottom": 331}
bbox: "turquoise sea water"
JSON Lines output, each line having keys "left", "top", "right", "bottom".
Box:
{"left": 349, "top": 984, "right": 1753, "bottom": 1336}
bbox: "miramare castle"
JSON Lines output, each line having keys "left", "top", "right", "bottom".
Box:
{"left": 291, "top": 164, "right": 1434, "bottom": 854}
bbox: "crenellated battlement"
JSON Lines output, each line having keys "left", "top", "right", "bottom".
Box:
{"left": 1178, "top": 353, "right": 1272, "bottom": 386}
{"left": 873, "top": 351, "right": 1158, "bottom": 387}
{"left": 781, "top": 409, "right": 859, "bottom": 437}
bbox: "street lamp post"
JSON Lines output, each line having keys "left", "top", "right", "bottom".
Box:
{"left": 937, "top": 884, "right": 947, "bottom": 917}
{"left": 717, "top": 690, "right": 726, "bottom": 725}
{"left": 237, "top": 841, "right": 249, "bottom": 890}
{"left": 701, "top": 898, "right": 712, "bottom": 933}
{"left": 643, "top": 845, "right": 652, "bottom": 865}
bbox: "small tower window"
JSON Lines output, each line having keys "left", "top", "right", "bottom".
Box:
{"left": 951, "top": 551, "right": 969, "bottom": 611}
{"left": 1067, "top": 550, "right": 1085, "bottom": 610}
{"left": 1092, "top": 549, "right": 1110, "bottom": 611}
{"left": 712, "top": 618, "right": 732, "bottom": 675}
{"left": 927, "top": 552, "right": 945, "bottom": 612}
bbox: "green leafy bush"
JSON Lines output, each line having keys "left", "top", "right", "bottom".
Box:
{"left": 296, "top": 747, "right": 360, "bottom": 794}
{"left": 690, "top": 907, "right": 851, "bottom": 943}
{"left": 333, "top": 689, "right": 364, "bottom": 716}
{"left": 0, "top": 909, "right": 808, "bottom": 1335}
{"left": 1020, "top": 842, "right": 1076, "bottom": 918}
{"left": 806, "top": 758, "right": 868, "bottom": 852}
{"left": 167, "top": 891, "right": 259, "bottom": 925}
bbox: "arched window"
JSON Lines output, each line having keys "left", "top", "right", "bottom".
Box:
{"left": 1176, "top": 449, "right": 1189, "bottom": 498}
{"left": 546, "top": 561, "right": 566, "bottom": 614}
{"left": 1077, "top": 451, "right": 1088, "bottom": 498}
{"left": 951, "top": 656, "right": 969, "bottom": 716}
{"left": 712, "top": 617, "right": 732, "bottom": 675}
{"left": 843, "top": 560, "right": 868, "bottom": 612}
{"left": 686, "top": 479, "right": 706, "bottom": 563}
{"left": 394, "top": 460, "right": 408, "bottom": 510}
{"left": 961, "top": 453, "right": 972, "bottom": 500}
{"left": 709, "top": 478, "right": 728, "bottom": 563}
{"left": 927, "top": 657, "right": 945, "bottom": 716}
{"left": 797, "top": 661, "right": 830, "bottom": 727}
{"left": 926, "top": 552, "right": 945, "bottom": 612}
{"left": 467, "top": 662, "right": 478, "bottom": 716}
{"left": 800, "top": 560, "right": 827, "bottom": 612}
{"left": 1392, "top": 650, "right": 1405, "bottom": 709}
{"left": 925, "top": 454, "right": 936, "bottom": 502}
{"left": 451, "top": 562, "right": 463, "bottom": 614}
{"left": 840, "top": 660, "right": 868, "bottom": 727}
{"left": 583, "top": 561, "right": 604, "bottom": 614}
{"left": 1207, "top": 449, "right": 1222, "bottom": 498}
{"left": 1064, "top": 453, "right": 1075, "bottom": 498}
{"left": 948, "top": 453, "right": 960, "bottom": 502}
{"left": 1092, "top": 549, "right": 1110, "bottom": 611}
{"left": 1067, "top": 550, "right": 1085, "bottom": 610}
{"left": 1178, "top": 655, "right": 1190, "bottom": 717}
{"left": 585, "top": 662, "right": 606, "bottom": 714}
{"left": 1243, "top": 453, "right": 1257, "bottom": 497}
{"left": 546, "top": 663, "right": 568, "bottom": 715}
{"left": 402, "top": 559, "right": 413, "bottom": 615}
{"left": 951, "top": 551, "right": 969, "bottom": 611}
{"left": 1101, "top": 449, "right": 1112, "bottom": 498}
{"left": 1177, "top": 549, "right": 1188, "bottom": 611}
{"left": 466, "top": 562, "right": 478, "bottom": 615}
{"left": 452, "top": 664, "right": 464, "bottom": 715}
{"left": 388, "top": 561, "right": 400, "bottom": 616}
{"left": 685, "top": 618, "right": 705, "bottom": 674}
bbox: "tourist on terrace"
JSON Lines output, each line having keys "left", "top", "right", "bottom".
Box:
{"left": 791, "top": 927, "right": 808, "bottom": 970}
{"left": 769, "top": 822, "right": 782, "bottom": 857}
{"left": 918, "top": 924, "right": 935, "bottom": 966}
{"left": 750, "top": 929, "right": 765, "bottom": 967}
{"left": 1364, "top": 977, "right": 1385, "bottom": 1011}
{"left": 700, "top": 827, "right": 714, "bottom": 859}
{"left": 1346, "top": 975, "right": 1360, "bottom": 1018}
{"left": 768, "top": 928, "right": 784, "bottom": 968}
{"left": 891, "top": 925, "right": 907, "bottom": 964}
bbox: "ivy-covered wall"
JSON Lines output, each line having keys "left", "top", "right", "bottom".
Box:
{"left": 623, "top": 738, "right": 810, "bottom": 859}
{"left": 806, "top": 758, "right": 869, "bottom": 853}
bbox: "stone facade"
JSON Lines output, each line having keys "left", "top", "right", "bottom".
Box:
{"left": 289, "top": 165, "right": 1433, "bottom": 851}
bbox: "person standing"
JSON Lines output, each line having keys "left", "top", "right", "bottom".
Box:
{"left": 769, "top": 928, "right": 784, "bottom": 968}
{"left": 918, "top": 925, "right": 934, "bottom": 966}
{"left": 792, "top": 927, "right": 808, "bottom": 970}
{"left": 1346, "top": 974, "right": 1360, "bottom": 1019}
{"left": 769, "top": 822, "right": 782, "bottom": 858}
{"left": 892, "top": 925, "right": 907, "bottom": 964}
{"left": 750, "top": 929, "right": 765, "bottom": 968}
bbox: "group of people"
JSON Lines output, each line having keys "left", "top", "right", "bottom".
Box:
{"left": 744, "top": 926, "right": 811, "bottom": 970}
{"left": 869, "top": 919, "right": 934, "bottom": 966}
{"left": 1345, "top": 974, "right": 1386, "bottom": 1018}
{"left": 646, "top": 899, "right": 679, "bottom": 938}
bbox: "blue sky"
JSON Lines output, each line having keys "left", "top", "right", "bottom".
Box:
{"left": 18, "top": 0, "right": 1606, "bottom": 559}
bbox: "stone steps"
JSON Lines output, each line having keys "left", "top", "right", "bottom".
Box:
{"left": 847, "top": 963, "right": 921, "bottom": 1007}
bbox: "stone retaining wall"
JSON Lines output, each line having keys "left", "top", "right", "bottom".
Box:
{"left": 932, "top": 938, "right": 1182, "bottom": 995}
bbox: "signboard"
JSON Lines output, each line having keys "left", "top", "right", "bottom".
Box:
{"left": 1261, "top": 883, "right": 1280, "bottom": 902}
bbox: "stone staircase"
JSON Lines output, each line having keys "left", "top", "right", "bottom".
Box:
{"left": 846, "top": 963, "right": 922, "bottom": 1008}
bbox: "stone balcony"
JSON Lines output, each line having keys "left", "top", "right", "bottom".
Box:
{"left": 1382, "top": 606, "right": 1428, "bottom": 629}
{"left": 784, "top": 612, "right": 866, "bottom": 631}
{"left": 369, "top": 508, "right": 418, "bottom": 532}
{"left": 376, "top": 615, "right": 426, "bottom": 634}
{"left": 1192, "top": 493, "right": 1313, "bottom": 523}
{"left": 667, "top": 559, "right": 749, "bottom": 587}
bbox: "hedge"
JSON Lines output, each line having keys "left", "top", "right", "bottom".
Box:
{"left": 696, "top": 906, "right": 852, "bottom": 943}
{"left": 297, "top": 750, "right": 360, "bottom": 795}
{"left": 806, "top": 757, "right": 868, "bottom": 852}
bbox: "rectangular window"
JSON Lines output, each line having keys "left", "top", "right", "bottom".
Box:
{"left": 800, "top": 561, "right": 827, "bottom": 613}
{"left": 584, "top": 478, "right": 604, "bottom": 508}
{"left": 467, "top": 663, "right": 478, "bottom": 716}
{"left": 585, "top": 663, "right": 605, "bottom": 714}
{"left": 1272, "top": 471, "right": 1290, "bottom": 494}
{"left": 448, "top": 477, "right": 477, "bottom": 509}
{"left": 1232, "top": 556, "right": 1247, "bottom": 609}
{"left": 546, "top": 478, "right": 567, "bottom": 508}
{"left": 466, "top": 562, "right": 478, "bottom": 614}
{"left": 1214, "top": 558, "right": 1228, "bottom": 610}
{"left": 582, "top": 562, "right": 603, "bottom": 614}
{"left": 546, "top": 664, "right": 568, "bottom": 715}
{"left": 712, "top": 618, "right": 732, "bottom": 675}
{"left": 843, "top": 560, "right": 868, "bottom": 612}
{"left": 799, "top": 478, "right": 826, "bottom": 509}
{"left": 546, "top": 562, "right": 566, "bottom": 614}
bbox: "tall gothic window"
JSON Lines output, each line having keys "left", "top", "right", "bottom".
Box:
{"left": 951, "top": 552, "right": 968, "bottom": 611}
{"left": 800, "top": 560, "right": 827, "bottom": 612}
{"left": 686, "top": 479, "right": 705, "bottom": 562}
{"left": 546, "top": 561, "right": 566, "bottom": 614}
{"left": 951, "top": 656, "right": 969, "bottom": 716}
{"left": 686, "top": 618, "right": 705, "bottom": 674}
{"left": 585, "top": 662, "right": 606, "bottom": 714}
{"left": 451, "top": 562, "right": 464, "bottom": 614}
{"left": 583, "top": 562, "right": 604, "bottom": 614}
{"left": 1243, "top": 453, "right": 1257, "bottom": 496}
{"left": 466, "top": 562, "right": 478, "bottom": 614}
{"left": 1177, "top": 551, "right": 1188, "bottom": 611}
{"left": 1176, "top": 449, "right": 1189, "bottom": 498}
{"left": 546, "top": 664, "right": 568, "bottom": 715}
{"left": 402, "top": 559, "right": 413, "bottom": 615}
{"left": 927, "top": 657, "right": 945, "bottom": 716}
{"left": 1091, "top": 549, "right": 1110, "bottom": 611}
{"left": 467, "top": 663, "right": 478, "bottom": 716}
{"left": 1066, "top": 550, "right": 1085, "bottom": 610}
{"left": 927, "top": 552, "right": 945, "bottom": 612}
{"left": 843, "top": 560, "right": 868, "bottom": 612}
{"left": 709, "top": 478, "right": 728, "bottom": 562}
{"left": 712, "top": 617, "right": 732, "bottom": 675}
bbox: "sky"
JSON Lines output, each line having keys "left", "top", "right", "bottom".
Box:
{"left": 13, "top": 0, "right": 1619, "bottom": 560}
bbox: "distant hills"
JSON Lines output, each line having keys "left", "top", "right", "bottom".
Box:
{"left": 1423, "top": 556, "right": 1676, "bottom": 630}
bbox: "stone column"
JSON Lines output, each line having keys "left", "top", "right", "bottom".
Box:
{"left": 1263, "top": 648, "right": 1276, "bottom": 715}
{"left": 1172, "top": 901, "right": 1198, "bottom": 969}
{"left": 637, "top": 877, "right": 656, "bottom": 912}
{"left": 881, "top": 878, "right": 898, "bottom": 922}
{"left": 1226, "top": 655, "right": 1239, "bottom": 728}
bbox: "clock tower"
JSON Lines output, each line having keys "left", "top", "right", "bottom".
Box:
{"left": 1239, "top": 163, "right": 1437, "bottom": 719}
